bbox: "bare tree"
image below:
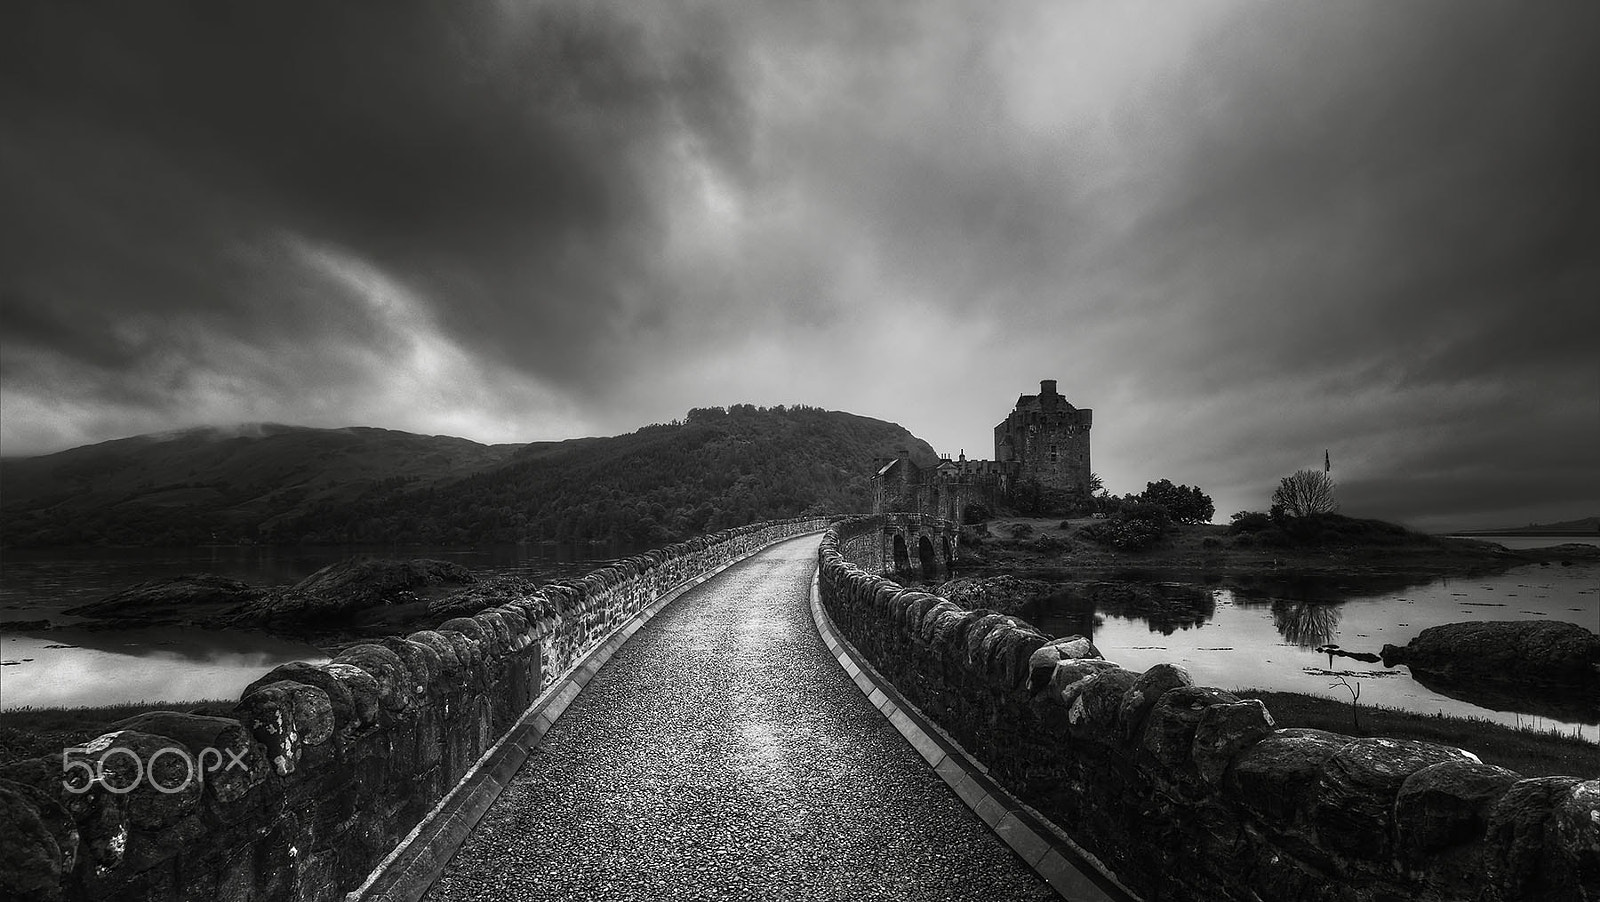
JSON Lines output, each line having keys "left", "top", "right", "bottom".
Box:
{"left": 1271, "top": 469, "right": 1337, "bottom": 518}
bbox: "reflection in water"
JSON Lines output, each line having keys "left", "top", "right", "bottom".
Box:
{"left": 1271, "top": 601, "right": 1343, "bottom": 647}
{"left": 1029, "top": 593, "right": 1101, "bottom": 641}
{"left": 3, "top": 627, "right": 327, "bottom": 709}
{"left": 1406, "top": 668, "right": 1600, "bottom": 724}
{"left": 1026, "top": 581, "right": 1214, "bottom": 638}
{"left": 1004, "top": 563, "right": 1599, "bottom": 739}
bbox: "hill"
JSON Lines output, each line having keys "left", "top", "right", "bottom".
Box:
{"left": 1453, "top": 516, "right": 1600, "bottom": 537}
{"left": 0, "top": 406, "right": 937, "bottom": 547}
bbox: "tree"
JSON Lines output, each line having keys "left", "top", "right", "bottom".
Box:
{"left": 1271, "top": 469, "right": 1337, "bottom": 518}
{"left": 1138, "top": 479, "right": 1215, "bottom": 525}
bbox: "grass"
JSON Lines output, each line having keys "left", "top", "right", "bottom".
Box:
{"left": 0, "top": 699, "right": 230, "bottom": 767}
{"left": 1236, "top": 689, "right": 1600, "bottom": 778}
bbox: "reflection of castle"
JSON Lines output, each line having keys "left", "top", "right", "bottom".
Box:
{"left": 872, "top": 379, "right": 1093, "bottom": 517}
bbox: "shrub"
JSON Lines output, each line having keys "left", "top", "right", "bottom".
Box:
{"left": 1079, "top": 503, "right": 1173, "bottom": 552}
{"left": 1080, "top": 518, "right": 1164, "bottom": 551}
{"left": 962, "top": 502, "right": 992, "bottom": 525}
{"left": 1120, "top": 502, "right": 1174, "bottom": 532}
{"left": 1033, "top": 534, "right": 1068, "bottom": 552}
{"left": 1009, "top": 523, "right": 1035, "bottom": 540}
{"left": 1229, "top": 511, "right": 1273, "bottom": 534}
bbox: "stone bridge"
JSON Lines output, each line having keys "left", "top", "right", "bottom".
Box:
{"left": 3, "top": 517, "right": 1595, "bottom": 902}
{"left": 838, "top": 512, "right": 962, "bottom": 581}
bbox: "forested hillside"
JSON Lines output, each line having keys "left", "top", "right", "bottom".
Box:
{"left": 0, "top": 406, "right": 937, "bottom": 547}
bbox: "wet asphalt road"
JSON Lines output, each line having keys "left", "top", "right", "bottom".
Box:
{"left": 425, "top": 534, "right": 1055, "bottom": 902}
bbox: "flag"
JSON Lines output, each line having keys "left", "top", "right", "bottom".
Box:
{"left": 1324, "top": 449, "right": 1331, "bottom": 473}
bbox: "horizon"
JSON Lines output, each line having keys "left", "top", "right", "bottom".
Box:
{"left": 3, "top": 2, "right": 1596, "bottom": 535}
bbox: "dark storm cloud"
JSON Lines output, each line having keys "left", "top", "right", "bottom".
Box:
{"left": 1, "top": 0, "right": 746, "bottom": 394}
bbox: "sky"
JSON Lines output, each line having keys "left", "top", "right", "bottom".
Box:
{"left": 2, "top": 1, "right": 1596, "bottom": 532}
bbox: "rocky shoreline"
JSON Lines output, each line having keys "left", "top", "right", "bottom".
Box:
{"left": 48, "top": 557, "right": 480, "bottom": 646}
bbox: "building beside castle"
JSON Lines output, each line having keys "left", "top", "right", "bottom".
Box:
{"left": 872, "top": 379, "right": 1094, "bottom": 518}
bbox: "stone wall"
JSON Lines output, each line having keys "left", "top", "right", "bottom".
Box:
{"left": 0, "top": 518, "right": 827, "bottom": 902}
{"left": 819, "top": 518, "right": 1600, "bottom": 902}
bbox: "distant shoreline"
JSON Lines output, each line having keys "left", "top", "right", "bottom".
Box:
{"left": 1445, "top": 532, "right": 1600, "bottom": 538}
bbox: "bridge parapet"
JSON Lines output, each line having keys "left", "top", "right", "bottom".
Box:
{"left": 815, "top": 523, "right": 1600, "bottom": 902}
{"left": 0, "top": 518, "right": 829, "bottom": 902}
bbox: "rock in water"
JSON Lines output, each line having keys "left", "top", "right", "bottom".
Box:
{"left": 1381, "top": 620, "right": 1600, "bottom": 687}
{"left": 221, "top": 558, "right": 476, "bottom": 628}
{"left": 62, "top": 575, "right": 267, "bottom": 625}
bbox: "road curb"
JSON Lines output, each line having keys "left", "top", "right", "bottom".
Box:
{"left": 807, "top": 571, "right": 1142, "bottom": 902}
{"left": 350, "top": 531, "right": 824, "bottom": 902}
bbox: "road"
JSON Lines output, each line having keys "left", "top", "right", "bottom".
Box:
{"left": 425, "top": 533, "right": 1054, "bottom": 902}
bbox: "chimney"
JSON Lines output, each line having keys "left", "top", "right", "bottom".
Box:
{"left": 1041, "top": 379, "right": 1057, "bottom": 396}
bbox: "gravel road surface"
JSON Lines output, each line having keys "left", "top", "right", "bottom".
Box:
{"left": 425, "top": 534, "right": 1055, "bottom": 902}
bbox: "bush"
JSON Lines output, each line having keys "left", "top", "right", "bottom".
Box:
{"left": 1080, "top": 518, "right": 1165, "bottom": 551}
{"left": 1079, "top": 503, "right": 1173, "bottom": 551}
{"left": 1009, "top": 523, "right": 1035, "bottom": 539}
{"left": 962, "top": 502, "right": 992, "bottom": 525}
{"left": 1120, "top": 502, "right": 1174, "bottom": 532}
{"left": 1033, "top": 534, "right": 1068, "bottom": 552}
{"left": 1229, "top": 511, "right": 1273, "bottom": 534}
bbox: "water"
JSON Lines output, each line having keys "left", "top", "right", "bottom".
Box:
{"left": 0, "top": 542, "right": 637, "bottom": 709}
{"left": 1024, "top": 560, "right": 1600, "bottom": 742}
{"left": 1448, "top": 535, "right": 1600, "bottom": 550}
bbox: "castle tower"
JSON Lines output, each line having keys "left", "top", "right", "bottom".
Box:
{"left": 994, "top": 379, "right": 1093, "bottom": 506}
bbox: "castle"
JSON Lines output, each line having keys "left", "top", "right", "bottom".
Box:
{"left": 872, "top": 379, "right": 1093, "bottom": 519}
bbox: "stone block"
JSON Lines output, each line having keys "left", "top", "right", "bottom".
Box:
{"left": 1311, "top": 737, "right": 1479, "bottom": 863}
{"left": 1191, "top": 699, "right": 1275, "bottom": 785}
{"left": 1222, "top": 728, "right": 1349, "bottom": 831}
{"left": 1119, "top": 663, "right": 1192, "bottom": 743}
{"left": 963, "top": 613, "right": 1013, "bottom": 668}
{"left": 1064, "top": 668, "right": 1139, "bottom": 743}
{"left": 492, "top": 606, "right": 532, "bottom": 650}
{"left": 1395, "top": 759, "right": 1521, "bottom": 858}
{"left": 1049, "top": 659, "right": 1119, "bottom": 706}
{"left": 0, "top": 782, "right": 65, "bottom": 901}
{"left": 323, "top": 662, "right": 382, "bottom": 729}
{"left": 110, "top": 712, "right": 262, "bottom": 804}
{"left": 1140, "top": 686, "right": 1239, "bottom": 772}
{"left": 245, "top": 662, "right": 358, "bottom": 740}
{"left": 334, "top": 644, "right": 411, "bottom": 714}
{"left": 473, "top": 611, "right": 513, "bottom": 655}
{"left": 75, "top": 730, "right": 204, "bottom": 830}
{"left": 236, "top": 684, "right": 310, "bottom": 776}
{"left": 377, "top": 636, "right": 442, "bottom": 704}
{"left": 916, "top": 600, "right": 963, "bottom": 642}
{"left": 438, "top": 616, "right": 493, "bottom": 652}
{"left": 1486, "top": 776, "right": 1584, "bottom": 900}
{"left": 1550, "top": 779, "right": 1600, "bottom": 899}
